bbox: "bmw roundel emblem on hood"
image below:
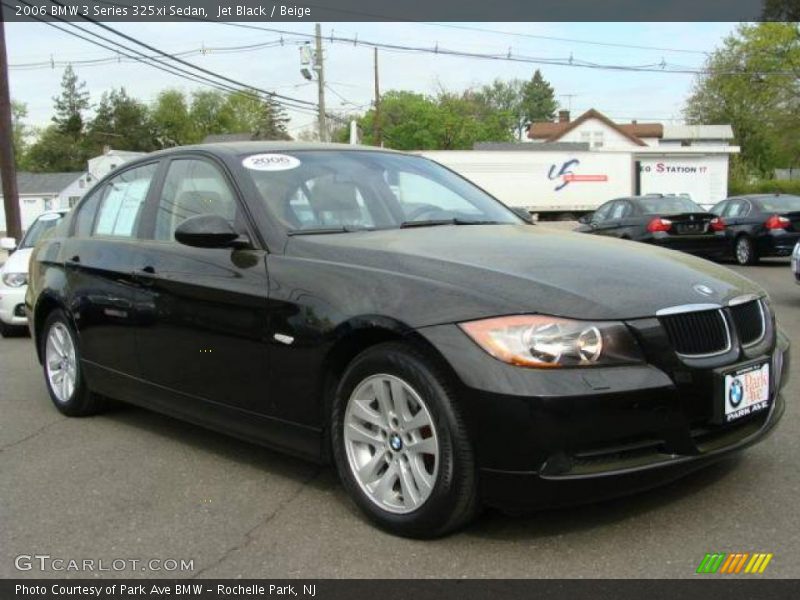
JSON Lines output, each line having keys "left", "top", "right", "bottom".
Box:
{"left": 693, "top": 284, "right": 715, "bottom": 297}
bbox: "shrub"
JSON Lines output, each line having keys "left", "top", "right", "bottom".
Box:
{"left": 728, "top": 179, "right": 800, "bottom": 196}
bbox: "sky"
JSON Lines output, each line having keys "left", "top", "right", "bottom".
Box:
{"left": 6, "top": 21, "right": 739, "bottom": 138}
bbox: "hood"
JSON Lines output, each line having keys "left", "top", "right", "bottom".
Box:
{"left": 0, "top": 247, "right": 33, "bottom": 278}
{"left": 286, "top": 224, "right": 763, "bottom": 321}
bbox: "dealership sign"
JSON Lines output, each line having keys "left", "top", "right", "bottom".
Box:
{"left": 640, "top": 162, "right": 710, "bottom": 175}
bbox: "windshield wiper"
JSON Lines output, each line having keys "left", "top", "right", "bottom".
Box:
{"left": 288, "top": 226, "right": 374, "bottom": 236}
{"left": 400, "top": 218, "right": 501, "bottom": 229}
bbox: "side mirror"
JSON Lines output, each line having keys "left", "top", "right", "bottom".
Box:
{"left": 577, "top": 213, "right": 592, "bottom": 225}
{"left": 510, "top": 207, "right": 533, "bottom": 224}
{"left": 174, "top": 215, "right": 245, "bottom": 249}
{"left": 0, "top": 237, "right": 17, "bottom": 252}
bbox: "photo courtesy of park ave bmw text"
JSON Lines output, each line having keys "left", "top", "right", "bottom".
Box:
{"left": 0, "top": 0, "right": 798, "bottom": 598}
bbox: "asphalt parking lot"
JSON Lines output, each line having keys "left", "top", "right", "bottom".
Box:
{"left": 1, "top": 253, "right": 797, "bottom": 579}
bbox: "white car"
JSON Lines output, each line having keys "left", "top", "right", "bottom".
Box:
{"left": 0, "top": 210, "right": 68, "bottom": 337}
{"left": 792, "top": 242, "right": 800, "bottom": 285}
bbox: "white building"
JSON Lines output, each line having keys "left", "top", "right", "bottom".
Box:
{"left": 0, "top": 172, "right": 89, "bottom": 231}
{"left": 0, "top": 148, "right": 146, "bottom": 234}
{"left": 88, "top": 148, "right": 146, "bottom": 181}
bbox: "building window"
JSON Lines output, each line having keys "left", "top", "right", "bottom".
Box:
{"left": 68, "top": 196, "right": 81, "bottom": 208}
{"left": 592, "top": 131, "right": 604, "bottom": 148}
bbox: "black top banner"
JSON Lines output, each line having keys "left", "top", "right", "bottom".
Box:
{"left": 0, "top": 0, "right": 797, "bottom": 22}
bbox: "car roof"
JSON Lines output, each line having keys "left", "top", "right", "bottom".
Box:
{"left": 144, "top": 141, "right": 403, "bottom": 159}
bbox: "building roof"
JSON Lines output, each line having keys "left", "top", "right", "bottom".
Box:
{"left": 473, "top": 141, "right": 590, "bottom": 151}
{"left": 528, "top": 109, "right": 662, "bottom": 146}
{"left": 0, "top": 172, "right": 84, "bottom": 195}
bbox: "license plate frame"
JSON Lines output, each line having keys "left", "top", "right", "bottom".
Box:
{"left": 714, "top": 360, "right": 771, "bottom": 424}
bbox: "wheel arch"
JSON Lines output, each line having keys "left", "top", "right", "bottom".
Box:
{"left": 32, "top": 293, "right": 68, "bottom": 364}
{"left": 317, "top": 315, "right": 458, "bottom": 462}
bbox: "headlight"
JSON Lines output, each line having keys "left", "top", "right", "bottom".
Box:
{"left": 459, "top": 315, "right": 643, "bottom": 368}
{"left": 2, "top": 272, "right": 28, "bottom": 287}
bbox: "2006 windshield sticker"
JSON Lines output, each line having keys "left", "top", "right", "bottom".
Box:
{"left": 242, "top": 154, "right": 301, "bottom": 171}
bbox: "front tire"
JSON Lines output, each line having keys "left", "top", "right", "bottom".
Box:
{"left": 40, "top": 309, "right": 106, "bottom": 416}
{"left": 331, "top": 342, "right": 480, "bottom": 538}
{"left": 735, "top": 235, "right": 758, "bottom": 265}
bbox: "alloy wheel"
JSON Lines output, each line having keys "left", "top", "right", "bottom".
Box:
{"left": 45, "top": 322, "right": 77, "bottom": 404}
{"left": 736, "top": 238, "right": 750, "bottom": 264}
{"left": 343, "top": 374, "right": 439, "bottom": 514}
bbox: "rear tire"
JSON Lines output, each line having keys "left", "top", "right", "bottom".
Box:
{"left": 735, "top": 235, "right": 758, "bottom": 266}
{"left": 40, "top": 309, "right": 107, "bottom": 416}
{"left": 331, "top": 342, "right": 480, "bottom": 538}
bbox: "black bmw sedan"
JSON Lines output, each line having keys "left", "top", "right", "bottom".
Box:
{"left": 709, "top": 194, "right": 800, "bottom": 265}
{"left": 26, "top": 143, "right": 789, "bottom": 537}
{"left": 574, "top": 195, "right": 728, "bottom": 258}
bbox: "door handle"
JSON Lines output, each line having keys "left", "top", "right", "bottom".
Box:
{"left": 66, "top": 255, "right": 80, "bottom": 265}
{"left": 132, "top": 266, "right": 157, "bottom": 285}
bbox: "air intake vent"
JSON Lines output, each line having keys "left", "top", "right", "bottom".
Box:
{"left": 730, "top": 300, "right": 765, "bottom": 346}
{"left": 659, "top": 309, "right": 730, "bottom": 356}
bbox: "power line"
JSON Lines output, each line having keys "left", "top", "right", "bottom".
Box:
{"left": 46, "top": 0, "right": 321, "bottom": 111}
{"left": 15, "top": 0, "right": 327, "bottom": 122}
{"left": 9, "top": 38, "right": 297, "bottom": 70}
{"left": 418, "top": 23, "right": 712, "bottom": 56}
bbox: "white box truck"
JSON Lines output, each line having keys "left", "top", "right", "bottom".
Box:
{"left": 420, "top": 150, "right": 634, "bottom": 220}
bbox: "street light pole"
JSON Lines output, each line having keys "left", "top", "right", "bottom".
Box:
{"left": 315, "top": 23, "right": 327, "bottom": 142}
{"left": 0, "top": 15, "right": 21, "bottom": 239}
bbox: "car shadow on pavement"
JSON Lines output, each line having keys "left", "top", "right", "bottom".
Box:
{"left": 101, "top": 402, "right": 744, "bottom": 540}
{"left": 464, "top": 457, "right": 741, "bottom": 540}
{"left": 100, "top": 403, "right": 327, "bottom": 486}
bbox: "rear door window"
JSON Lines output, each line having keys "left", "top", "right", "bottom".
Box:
{"left": 93, "top": 164, "right": 158, "bottom": 238}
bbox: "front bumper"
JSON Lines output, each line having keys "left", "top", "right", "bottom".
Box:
{"left": 419, "top": 323, "right": 790, "bottom": 511}
{"left": 0, "top": 283, "right": 27, "bottom": 326}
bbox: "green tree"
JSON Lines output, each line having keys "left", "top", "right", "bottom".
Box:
{"left": 11, "top": 101, "right": 30, "bottom": 168}
{"left": 223, "top": 91, "right": 291, "bottom": 140}
{"left": 357, "top": 89, "right": 514, "bottom": 150}
{"left": 151, "top": 89, "right": 197, "bottom": 147}
{"left": 87, "top": 88, "right": 157, "bottom": 153}
{"left": 52, "top": 65, "right": 90, "bottom": 137}
{"left": 25, "top": 126, "right": 88, "bottom": 172}
{"left": 684, "top": 23, "right": 800, "bottom": 176}
{"left": 475, "top": 79, "right": 527, "bottom": 140}
{"left": 520, "top": 69, "right": 558, "bottom": 126}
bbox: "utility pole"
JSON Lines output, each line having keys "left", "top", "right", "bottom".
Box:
{"left": 314, "top": 23, "right": 327, "bottom": 142}
{"left": 373, "top": 47, "right": 382, "bottom": 147}
{"left": 0, "top": 15, "right": 21, "bottom": 240}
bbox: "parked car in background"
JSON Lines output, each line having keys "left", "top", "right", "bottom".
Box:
{"left": 792, "top": 242, "right": 800, "bottom": 285}
{"left": 25, "top": 143, "right": 789, "bottom": 537}
{"left": 0, "top": 210, "right": 68, "bottom": 337}
{"left": 574, "top": 195, "right": 727, "bottom": 258}
{"left": 710, "top": 194, "right": 800, "bottom": 265}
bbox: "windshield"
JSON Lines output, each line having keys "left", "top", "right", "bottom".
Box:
{"left": 637, "top": 196, "right": 704, "bottom": 215}
{"left": 242, "top": 150, "right": 520, "bottom": 232}
{"left": 754, "top": 195, "right": 800, "bottom": 212}
{"left": 19, "top": 213, "right": 65, "bottom": 248}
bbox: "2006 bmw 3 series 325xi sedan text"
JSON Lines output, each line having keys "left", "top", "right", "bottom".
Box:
{"left": 26, "top": 143, "right": 790, "bottom": 537}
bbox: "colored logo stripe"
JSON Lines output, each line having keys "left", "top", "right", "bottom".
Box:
{"left": 696, "top": 553, "right": 773, "bottom": 574}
